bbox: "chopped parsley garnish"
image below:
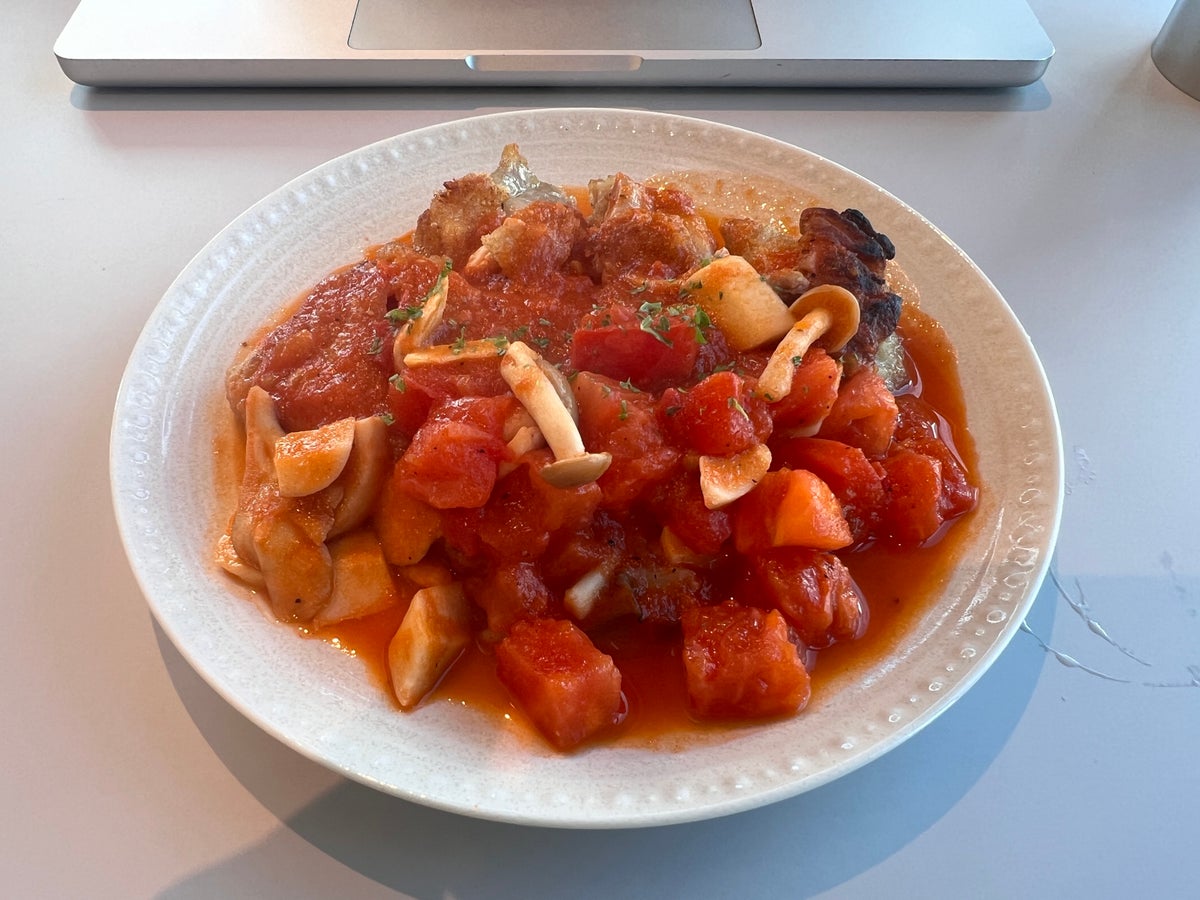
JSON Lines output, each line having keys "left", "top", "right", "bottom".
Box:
{"left": 389, "top": 373, "right": 407, "bottom": 393}
{"left": 386, "top": 305, "right": 424, "bottom": 325}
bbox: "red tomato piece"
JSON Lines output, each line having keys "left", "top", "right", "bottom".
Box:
{"left": 880, "top": 448, "right": 945, "bottom": 545}
{"left": 659, "top": 370, "right": 772, "bottom": 457}
{"left": 398, "top": 356, "right": 509, "bottom": 407}
{"left": 466, "top": 561, "right": 556, "bottom": 639}
{"left": 393, "top": 398, "right": 513, "bottom": 509}
{"left": 681, "top": 602, "right": 811, "bottom": 719}
{"left": 766, "top": 347, "right": 842, "bottom": 431}
{"left": 892, "top": 396, "right": 977, "bottom": 520}
{"left": 747, "top": 547, "right": 868, "bottom": 648}
{"left": 495, "top": 619, "right": 624, "bottom": 750}
{"left": 230, "top": 262, "right": 393, "bottom": 432}
{"left": 818, "top": 367, "right": 899, "bottom": 458}
{"left": 373, "top": 466, "right": 442, "bottom": 566}
{"left": 732, "top": 469, "right": 853, "bottom": 554}
{"left": 650, "top": 475, "right": 732, "bottom": 556}
{"left": 573, "top": 372, "right": 681, "bottom": 507}
{"left": 769, "top": 436, "right": 885, "bottom": 543}
{"left": 570, "top": 303, "right": 701, "bottom": 393}
{"left": 474, "top": 452, "right": 603, "bottom": 561}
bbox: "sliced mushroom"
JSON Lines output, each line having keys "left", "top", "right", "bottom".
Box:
{"left": 327, "top": 415, "right": 391, "bottom": 538}
{"left": 214, "top": 530, "right": 266, "bottom": 589}
{"left": 392, "top": 260, "right": 451, "bottom": 366}
{"left": 682, "top": 255, "right": 796, "bottom": 351}
{"left": 499, "top": 340, "right": 611, "bottom": 488}
{"left": 312, "top": 529, "right": 402, "bottom": 629}
{"left": 388, "top": 583, "right": 472, "bottom": 710}
{"left": 698, "top": 443, "right": 773, "bottom": 510}
{"left": 402, "top": 337, "right": 511, "bottom": 367}
{"left": 273, "top": 416, "right": 356, "bottom": 498}
{"left": 226, "top": 386, "right": 337, "bottom": 621}
{"left": 563, "top": 561, "right": 617, "bottom": 621}
{"left": 229, "top": 386, "right": 285, "bottom": 567}
{"left": 758, "top": 284, "right": 861, "bottom": 403}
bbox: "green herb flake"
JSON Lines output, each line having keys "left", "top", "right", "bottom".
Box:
{"left": 367, "top": 334, "right": 384, "bottom": 355}
{"left": 728, "top": 396, "right": 751, "bottom": 421}
{"left": 386, "top": 305, "right": 424, "bottom": 325}
{"left": 388, "top": 374, "right": 407, "bottom": 393}
{"left": 379, "top": 412, "right": 395, "bottom": 426}
{"left": 618, "top": 399, "right": 629, "bottom": 421}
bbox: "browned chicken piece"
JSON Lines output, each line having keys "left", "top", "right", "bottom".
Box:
{"left": 479, "top": 200, "right": 589, "bottom": 282}
{"left": 797, "top": 208, "right": 902, "bottom": 361}
{"left": 720, "top": 207, "right": 902, "bottom": 362}
{"left": 412, "top": 172, "right": 508, "bottom": 271}
{"left": 225, "top": 261, "right": 393, "bottom": 433}
{"left": 585, "top": 173, "right": 717, "bottom": 283}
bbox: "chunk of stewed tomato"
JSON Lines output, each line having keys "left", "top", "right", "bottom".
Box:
{"left": 495, "top": 618, "right": 624, "bottom": 750}
{"left": 878, "top": 447, "right": 945, "bottom": 545}
{"left": 473, "top": 451, "right": 603, "bottom": 561}
{"left": 769, "top": 436, "right": 885, "bottom": 543}
{"left": 570, "top": 302, "right": 702, "bottom": 393}
{"left": 746, "top": 547, "right": 867, "bottom": 648}
{"left": 817, "top": 366, "right": 898, "bottom": 458}
{"left": 659, "top": 370, "right": 772, "bottom": 457}
{"left": 391, "top": 397, "right": 514, "bottom": 509}
{"left": 466, "top": 560, "right": 556, "bottom": 639}
{"left": 681, "top": 602, "right": 811, "bottom": 719}
{"left": 732, "top": 468, "right": 853, "bottom": 554}
{"left": 649, "top": 474, "right": 733, "bottom": 556}
{"left": 573, "top": 372, "right": 680, "bottom": 507}
{"left": 764, "top": 347, "right": 842, "bottom": 431}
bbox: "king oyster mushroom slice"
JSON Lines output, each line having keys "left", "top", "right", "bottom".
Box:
{"left": 312, "top": 529, "right": 402, "bottom": 629}
{"left": 683, "top": 255, "right": 796, "bottom": 351}
{"left": 327, "top": 415, "right": 391, "bottom": 538}
{"left": 698, "top": 443, "right": 774, "bottom": 510}
{"left": 757, "top": 284, "right": 862, "bottom": 403}
{"left": 499, "top": 340, "right": 610, "bottom": 488}
{"left": 226, "top": 386, "right": 335, "bottom": 621}
{"left": 392, "top": 259, "right": 452, "bottom": 367}
{"left": 388, "top": 582, "right": 472, "bottom": 710}
{"left": 273, "top": 416, "right": 356, "bottom": 498}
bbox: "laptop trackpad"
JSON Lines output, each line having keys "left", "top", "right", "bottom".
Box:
{"left": 349, "top": 0, "right": 762, "bottom": 52}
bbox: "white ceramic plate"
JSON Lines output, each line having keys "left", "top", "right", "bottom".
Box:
{"left": 111, "top": 109, "right": 1062, "bottom": 828}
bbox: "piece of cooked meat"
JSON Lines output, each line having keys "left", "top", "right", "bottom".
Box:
{"left": 412, "top": 172, "right": 508, "bottom": 270}
{"left": 225, "top": 261, "right": 393, "bottom": 432}
{"left": 585, "top": 173, "right": 717, "bottom": 283}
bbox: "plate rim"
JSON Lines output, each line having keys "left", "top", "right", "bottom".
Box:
{"left": 110, "top": 107, "right": 1064, "bottom": 828}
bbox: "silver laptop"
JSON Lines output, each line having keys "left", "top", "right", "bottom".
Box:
{"left": 55, "top": 0, "right": 1053, "bottom": 89}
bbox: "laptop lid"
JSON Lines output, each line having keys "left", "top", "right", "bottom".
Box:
{"left": 55, "top": 0, "right": 1054, "bottom": 89}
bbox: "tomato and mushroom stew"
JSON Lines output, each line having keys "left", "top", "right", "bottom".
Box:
{"left": 217, "top": 145, "right": 978, "bottom": 751}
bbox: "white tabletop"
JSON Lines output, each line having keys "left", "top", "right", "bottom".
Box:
{"left": 5, "top": 1, "right": 1199, "bottom": 897}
